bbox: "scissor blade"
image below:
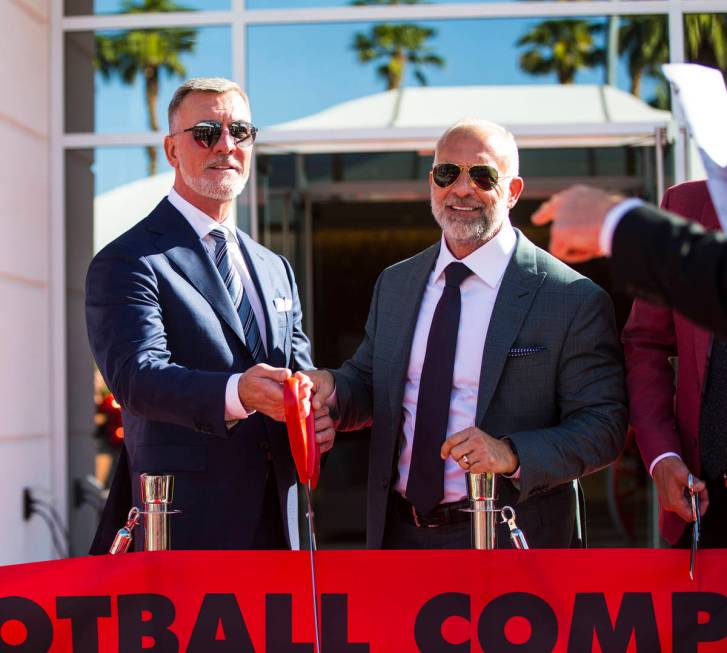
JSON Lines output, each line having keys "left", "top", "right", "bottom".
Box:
{"left": 305, "top": 482, "right": 321, "bottom": 653}
{"left": 688, "top": 476, "right": 699, "bottom": 581}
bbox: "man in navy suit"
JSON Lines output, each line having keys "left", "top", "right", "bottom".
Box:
{"left": 86, "top": 78, "right": 331, "bottom": 552}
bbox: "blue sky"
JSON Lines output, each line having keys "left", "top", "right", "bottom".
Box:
{"left": 89, "top": 6, "right": 661, "bottom": 193}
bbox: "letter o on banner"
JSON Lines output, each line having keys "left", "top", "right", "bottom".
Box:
{"left": 0, "top": 597, "right": 53, "bottom": 653}
{"left": 478, "top": 593, "right": 557, "bottom": 653}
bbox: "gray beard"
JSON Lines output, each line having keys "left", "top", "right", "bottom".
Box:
{"left": 179, "top": 162, "right": 248, "bottom": 201}
{"left": 434, "top": 207, "right": 505, "bottom": 248}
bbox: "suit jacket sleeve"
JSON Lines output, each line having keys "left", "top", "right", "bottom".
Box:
{"left": 621, "top": 186, "right": 684, "bottom": 470}
{"left": 610, "top": 203, "right": 727, "bottom": 335}
{"left": 86, "top": 242, "right": 230, "bottom": 437}
{"left": 329, "top": 274, "right": 380, "bottom": 430}
{"left": 508, "top": 282, "right": 628, "bottom": 501}
{"left": 622, "top": 298, "right": 680, "bottom": 467}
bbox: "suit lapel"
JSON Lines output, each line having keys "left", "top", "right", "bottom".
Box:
{"left": 475, "top": 231, "right": 547, "bottom": 426}
{"left": 237, "top": 230, "right": 278, "bottom": 360}
{"left": 147, "top": 199, "right": 246, "bottom": 345}
{"left": 388, "top": 244, "right": 440, "bottom": 420}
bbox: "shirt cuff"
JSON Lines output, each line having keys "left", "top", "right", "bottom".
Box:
{"left": 225, "top": 373, "right": 254, "bottom": 421}
{"left": 649, "top": 451, "right": 681, "bottom": 477}
{"left": 599, "top": 198, "right": 645, "bottom": 256}
{"left": 503, "top": 466, "right": 521, "bottom": 480}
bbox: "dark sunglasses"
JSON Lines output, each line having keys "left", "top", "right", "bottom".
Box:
{"left": 179, "top": 120, "right": 258, "bottom": 148}
{"left": 432, "top": 163, "right": 507, "bottom": 191}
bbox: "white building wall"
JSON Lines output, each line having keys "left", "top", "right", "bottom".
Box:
{"left": 0, "top": 0, "right": 53, "bottom": 564}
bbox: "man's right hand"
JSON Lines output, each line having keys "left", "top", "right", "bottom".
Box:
{"left": 652, "top": 456, "right": 709, "bottom": 522}
{"left": 299, "top": 370, "right": 338, "bottom": 452}
{"left": 303, "top": 369, "right": 336, "bottom": 413}
{"left": 531, "top": 185, "right": 622, "bottom": 263}
{"left": 237, "top": 363, "right": 295, "bottom": 422}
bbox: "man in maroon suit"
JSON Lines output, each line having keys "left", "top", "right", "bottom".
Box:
{"left": 623, "top": 179, "right": 727, "bottom": 547}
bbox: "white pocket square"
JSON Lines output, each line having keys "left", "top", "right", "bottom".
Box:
{"left": 274, "top": 297, "right": 293, "bottom": 312}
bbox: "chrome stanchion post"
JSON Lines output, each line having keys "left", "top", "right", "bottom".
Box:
{"left": 466, "top": 472, "right": 497, "bottom": 550}
{"left": 140, "top": 473, "right": 174, "bottom": 551}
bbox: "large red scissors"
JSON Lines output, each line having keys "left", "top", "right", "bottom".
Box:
{"left": 283, "top": 376, "right": 322, "bottom": 652}
{"left": 283, "top": 376, "right": 320, "bottom": 489}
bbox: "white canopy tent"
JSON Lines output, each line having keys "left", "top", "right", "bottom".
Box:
{"left": 94, "top": 85, "right": 674, "bottom": 247}
{"left": 260, "top": 84, "right": 673, "bottom": 152}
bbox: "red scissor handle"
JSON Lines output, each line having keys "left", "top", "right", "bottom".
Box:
{"left": 283, "top": 377, "right": 320, "bottom": 489}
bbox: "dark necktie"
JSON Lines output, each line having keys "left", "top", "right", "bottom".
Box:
{"left": 209, "top": 228, "right": 265, "bottom": 362}
{"left": 700, "top": 338, "right": 727, "bottom": 481}
{"left": 406, "top": 261, "right": 473, "bottom": 515}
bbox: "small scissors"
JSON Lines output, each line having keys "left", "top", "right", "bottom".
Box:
{"left": 687, "top": 473, "right": 701, "bottom": 580}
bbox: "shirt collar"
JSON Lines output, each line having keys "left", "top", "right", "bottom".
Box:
{"left": 433, "top": 219, "right": 517, "bottom": 288}
{"left": 167, "top": 187, "right": 236, "bottom": 241}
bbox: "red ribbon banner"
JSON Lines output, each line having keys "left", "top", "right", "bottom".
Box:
{"left": 1, "top": 549, "right": 726, "bottom": 652}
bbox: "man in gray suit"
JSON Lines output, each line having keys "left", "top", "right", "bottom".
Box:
{"left": 308, "top": 119, "right": 627, "bottom": 549}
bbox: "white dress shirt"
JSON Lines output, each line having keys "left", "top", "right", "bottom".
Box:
{"left": 395, "top": 220, "right": 517, "bottom": 503}
{"left": 167, "top": 188, "right": 266, "bottom": 420}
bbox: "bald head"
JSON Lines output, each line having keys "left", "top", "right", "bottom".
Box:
{"left": 435, "top": 119, "right": 519, "bottom": 177}
{"left": 429, "top": 118, "right": 524, "bottom": 258}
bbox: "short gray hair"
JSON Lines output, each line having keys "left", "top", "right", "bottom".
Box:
{"left": 435, "top": 118, "right": 519, "bottom": 177}
{"left": 168, "top": 77, "right": 248, "bottom": 131}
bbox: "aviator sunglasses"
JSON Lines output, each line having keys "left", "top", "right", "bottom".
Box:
{"left": 432, "top": 163, "right": 508, "bottom": 192}
{"left": 174, "top": 120, "right": 258, "bottom": 148}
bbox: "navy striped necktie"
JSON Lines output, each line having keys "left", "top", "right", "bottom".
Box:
{"left": 209, "top": 228, "right": 265, "bottom": 363}
{"left": 406, "top": 261, "right": 473, "bottom": 516}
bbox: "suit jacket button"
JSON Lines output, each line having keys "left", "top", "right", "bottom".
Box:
{"left": 382, "top": 478, "right": 389, "bottom": 489}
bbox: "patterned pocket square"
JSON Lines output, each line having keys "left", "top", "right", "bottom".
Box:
{"left": 508, "top": 345, "right": 546, "bottom": 358}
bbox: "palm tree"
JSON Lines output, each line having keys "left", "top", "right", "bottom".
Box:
{"left": 95, "top": 0, "right": 196, "bottom": 175}
{"left": 351, "top": 1, "right": 444, "bottom": 90}
{"left": 517, "top": 19, "right": 604, "bottom": 84}
{"left": 618, "top": 16, "right": 668, "bottom": 97}
{"left": 618, "top": 14, "right": 726, "bottom": 108}
{"left": 684, "top": 13, "right": 727, "bottom": 77}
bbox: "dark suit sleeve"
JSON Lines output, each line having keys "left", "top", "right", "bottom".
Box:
{"left": 621, "top": 186, "right": 693, "bottom": 471}
{"left": 610, "top": 204, "right": 727, "bottom": 335}
{"left": 329, "top": 274, "right": 380, "bottom": 431}
{"left": 508, "top": 283, "right": 628, "bottom": 500}
{"left": 86, "top": 244, "right": 230, "bottom": 436}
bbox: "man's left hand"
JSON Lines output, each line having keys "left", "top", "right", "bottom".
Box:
{"left": 441, "top": 427, "right": 518, "bottom": 475}
{"left": 313, "top": 405, "right": 336, "bottom": 454}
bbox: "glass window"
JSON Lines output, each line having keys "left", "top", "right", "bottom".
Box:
{"left": 65, "top": 0, "right": 229, "bottom": 17}
{"left": 64, "top": 26, "right": 231, "bottom": 135}
{"left": 248, "top": 17, "right": 666, "bottom": 128}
